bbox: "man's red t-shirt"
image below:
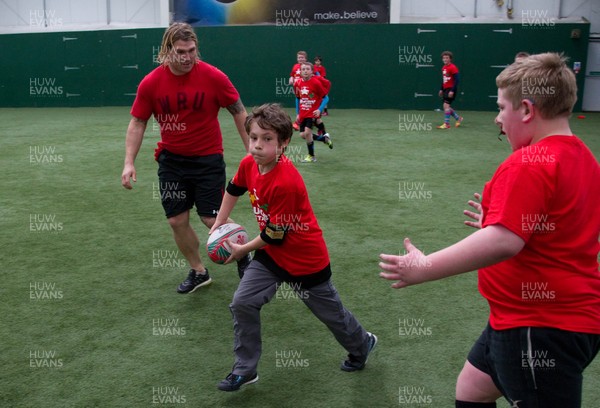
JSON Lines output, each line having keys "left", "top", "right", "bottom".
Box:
{"left": 478, "top": 136, "right": 600, "bottom": 334}
{"left": 231, "top": 154, "right": 329, "bottom": 276}
{"left": 293, "top": 76, "right": 330, "bottom": 120}
{"left": 442, "top": 63, "right": 459, "bottom": 90}
{"left": 131, "top": 61, "right": 239, "bottom": 160}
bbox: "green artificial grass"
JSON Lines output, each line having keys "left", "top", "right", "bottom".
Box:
{"left": 1, "top": 107, "right": 599, "bottom": 407}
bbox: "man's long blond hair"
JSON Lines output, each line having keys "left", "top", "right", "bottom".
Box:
{"left": 157, "top": 22, "right": 199, "bottom": 65}
{"left": 496, "top": 52, "right": 577, "bottom": 119}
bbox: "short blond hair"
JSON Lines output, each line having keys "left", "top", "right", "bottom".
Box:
{"left": 496, "top": 52, "right": 577, "bottom": 118}
{"left": 157, "top": 22, "right": 198, "bottom": 65}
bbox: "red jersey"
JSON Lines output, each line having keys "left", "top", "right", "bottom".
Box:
{"left": 293, "top": 76, "right": 330, "bottom": 120}
{"left": 478, "top": 136, "right": 600, "bottom": 334}
{"left": 231, "top": 154, "right": 329, "bottom": 276}
{"left": 442, "top": 63, "right": 459, "bottom": 90}
{"left": 290, "top": 63, "right": 302, "bottom": 82}
{"left": 314, "top": 65, "right": 327, "bottom": 78}
{"left": 131, "top": 60, "right": 240, "bottom": 160}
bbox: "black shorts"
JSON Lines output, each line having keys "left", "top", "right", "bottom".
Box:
{"left": 441, "top": 88, "right": 456, "bottom": 104}
{"left": 157, "top": 150, "right": 226, "bottom": 218}
{"left": 467, "top": 323, "right": 600, "bottom": 407}
{"left": 299, "top": 118, "right": 315, "bottom": 132}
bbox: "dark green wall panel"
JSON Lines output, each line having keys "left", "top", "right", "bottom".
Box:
{"left": 0, "top": 23, "right": 589, "bottom": 110}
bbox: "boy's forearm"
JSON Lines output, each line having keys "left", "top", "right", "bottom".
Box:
{"left": 242, "top": 235, "right": 267, "bottom": 254}
{"left": 421, "top": 225, "right": 524, "bottom": 282}
{"left": 216, "top": 192, "right": 239, "bottom": 224}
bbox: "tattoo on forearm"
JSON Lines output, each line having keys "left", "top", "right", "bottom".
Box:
{"left": 226, "top": 99, "right": 245, "bottom": 115}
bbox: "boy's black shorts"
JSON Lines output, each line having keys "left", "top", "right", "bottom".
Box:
{"left": 156, "top": 150, "right": 226, "bottom": 219}
{"left": 467, "top": 323, "right": 600, "bottom": 407}
{"left": 441, "top": 88, "right": 456, "bottom": 104}
{"left": 299, "top": 118, "right": 315, "bottom": 132}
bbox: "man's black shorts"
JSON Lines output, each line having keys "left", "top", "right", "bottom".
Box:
{"left": 441, "top": 88, "right": 456, "bottom": 104}
{"left": 157, "top": 150, "right": 226, "bottom": 218}
{"left": 467, "top": 323, "right": 600, "bottom": 407}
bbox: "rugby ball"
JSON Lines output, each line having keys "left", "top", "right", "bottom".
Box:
{"left": 206, "top": 223, "right": 248, "bottom": 264}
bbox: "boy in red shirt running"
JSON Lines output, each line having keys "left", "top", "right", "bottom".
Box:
{"left": 213, "top": 103, "right": 377, "bottom": 391}
{"left": 294, "top": 62, "right": 332, "bottom": 162}
{"left": 437, "top": 51, "right": 463, "bottom": 129}
{"left": 380, "top": 53, "right": 600, "bottom": 407}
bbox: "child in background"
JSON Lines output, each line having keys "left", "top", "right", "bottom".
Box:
{"left": 437, "top": 51, "right": 463, "bottom": 129}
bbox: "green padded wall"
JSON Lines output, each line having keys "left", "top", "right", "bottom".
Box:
{"left": 0, "top": 22, "right": 589, "bottom": 110}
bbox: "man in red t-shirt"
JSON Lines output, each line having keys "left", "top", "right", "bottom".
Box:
{"left": 293, "top": 62, "right": 331, "bottom": 162}
{"left": 437, "top": 51, "right": 464, "bottom": 129}
{"left": 210, "top": 103, "right": 377, "bottom": 392}
{"left": 121, "top": 22, "right": 250, "bottom": 293}
{"left": 379, "top": 53, "right": 600, "bottom": 407}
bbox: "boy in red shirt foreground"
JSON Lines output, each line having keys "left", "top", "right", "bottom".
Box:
{"left": 213, "top": 103, "right": 376, "bottom": 391}
{"left": 380, "top": 53, "right": 600, "bottom": 407}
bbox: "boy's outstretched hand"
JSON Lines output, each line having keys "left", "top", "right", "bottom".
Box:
{"left": 463, "top": 192, "right": 483, "bottom": 229}
{"left": 379, "top": 238, "right": 429, "bottom": 289}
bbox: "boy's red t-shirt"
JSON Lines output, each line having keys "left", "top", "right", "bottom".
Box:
{"left": 290, "top": 63, "right": 302, "bottom": 81}
{"left": 314, "top": 65, "right": 327, "bottom": 78}
{"left": 478, "top": 136, "right": 600, "bottom": 334}
{"left": 442, "top": 63, "right": 459, "bottom": 90}
{"left": 131, "top": 61, "right": 239, "bottom": 160}
{"left": 231, "top": 154, "right": 329, "bottom": 276}
{"left": 293, "top": 76, "right": 330, "bottom": 120}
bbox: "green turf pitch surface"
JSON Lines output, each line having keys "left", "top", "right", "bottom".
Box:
{"left": 1, "top": 107, "right": 599, "bottom": 407}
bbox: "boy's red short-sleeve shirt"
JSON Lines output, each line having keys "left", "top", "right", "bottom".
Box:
{"left": 231, "top": 154, "right": 329, "bottom": 276}
{"left": 479, "top": 136, "right": 600, "bottom": 334}
{"left": 293, "top": 76, "right": 330, "bottom": 120}
{"left": 442, "top": 63, "right": 458, "bottom": 90}
{"left": 131, "top": 61, "right": 239, "bottom": 160}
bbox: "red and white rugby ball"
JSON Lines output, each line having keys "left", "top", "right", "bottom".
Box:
{"left": 206, "top": 223, "right": 248, "bottom": 264}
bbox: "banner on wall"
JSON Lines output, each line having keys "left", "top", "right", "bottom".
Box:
{"left": 173, "top": 0, "right": 389, "bottom": 26}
